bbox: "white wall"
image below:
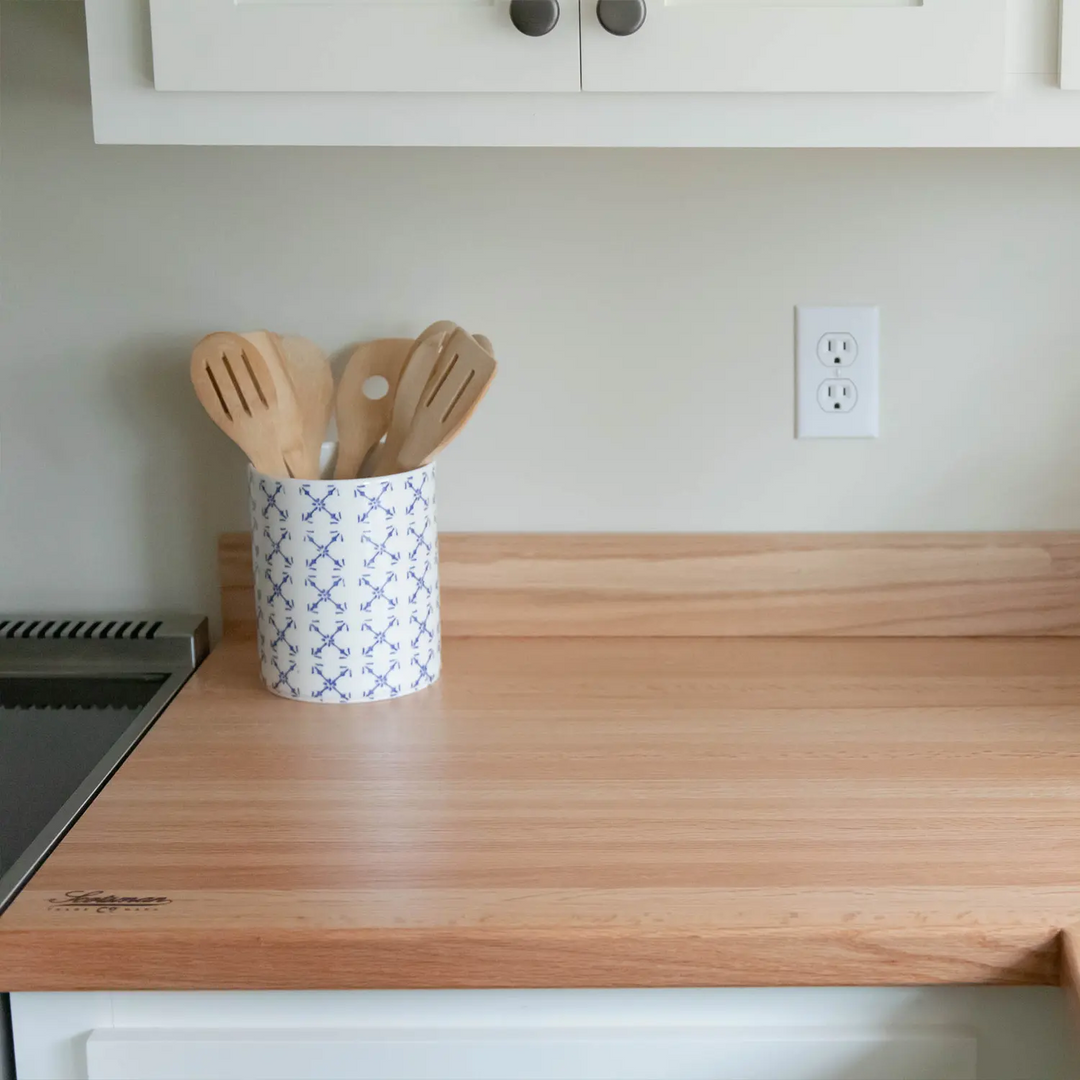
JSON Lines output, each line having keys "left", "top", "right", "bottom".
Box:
{"left": 4, "top": 2, "right": 1080, "bottom": 622}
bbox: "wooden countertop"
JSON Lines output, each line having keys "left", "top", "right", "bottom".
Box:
{"left": 5, "top": 633, "right": 1080, "bottom": 991}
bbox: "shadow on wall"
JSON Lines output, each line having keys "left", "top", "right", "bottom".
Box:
{"left": 835, "top": 987, "right": 1077, "bottom": 1080}
{"left": 107, "top": 334, "right": 249, "bottom": 633}
{"left": 106, "top": 332, "right": 382, "bottom": 633}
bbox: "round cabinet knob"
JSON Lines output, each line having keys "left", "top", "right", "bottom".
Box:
{"left": 597, "top": 0, "right": 646, "bottom": 35}
{"left": 510, "top": 0, "right": 560, "bottom": 36}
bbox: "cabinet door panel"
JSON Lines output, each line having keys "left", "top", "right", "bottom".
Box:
{"left": 148, "top": 0, "right": 581, "bottom": 92}
{"left": 582, "top": 0, "right": 1005, "bottom": 92}
{"left": 1063, "top": 0, "right": 1080, "bottom": 88}
{"left": 84, "top": 1026, "right": 976, "bottom": 1080}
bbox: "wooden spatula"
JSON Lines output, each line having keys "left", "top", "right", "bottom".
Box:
{"left": 191, "top": 332, "right": 290, "bottom": 477}
{"left": 415, "top": 332, "right": 494, "bottom": 466}
{"left": 237, "top": 331, "right": 309, "bottom": 479}
{"left": 276, "top": 334, "right": 333, "bottom": 480}
{"left": 363, "top": 325, "right": 455, "bottom": 478}
{"left": 333, "top": 337, "right": 413, "bottom": 480}
{"left": 374, "top": 327, "right": 497, "bottom": 476}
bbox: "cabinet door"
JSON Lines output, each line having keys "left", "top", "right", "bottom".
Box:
{"left": 1063, "top": 0, "right": 1080, "bottom": 89}
{"left": 581, "top": 0, "right": 1005, "bottom": 92}
{"left": 84, "top": 1026, "right": 976, "bottom": 1080}
{"left": 148, "top": 0, "right": 581, "bottom": 92}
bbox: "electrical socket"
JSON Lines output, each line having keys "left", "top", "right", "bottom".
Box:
{"left": 818, "top": 379, "right": 857, "bottom": 413}
{"left": 796, "top": 306, "right": 879, "bottom": 439}
{"left": 818, "top": 333, "right": 857, "bottom": 368}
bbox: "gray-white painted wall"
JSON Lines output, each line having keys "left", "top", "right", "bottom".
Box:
{"left": 3, "top": 2, "right": 1080, "bottom": 622}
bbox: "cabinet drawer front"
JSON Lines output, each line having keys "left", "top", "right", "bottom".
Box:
{"left": 148, "top": 0, "right": 582, "bottom": 92}
{"left": 85, "top": 1026, "right": 976, "bottom": 1080}
{"left": 582, "top": 0, "right": 1005, "bottom": 92}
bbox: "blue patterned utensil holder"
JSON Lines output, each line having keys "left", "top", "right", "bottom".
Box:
{"left": 249, "top": 463, "right": 441, "bottom": 704}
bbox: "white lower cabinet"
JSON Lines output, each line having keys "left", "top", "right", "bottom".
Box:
{"left": 10, "top": 987, "right": 1078, "bottom": 1080}
{"left": 83, "top": 1027, "right": 976, "bottom": 1080}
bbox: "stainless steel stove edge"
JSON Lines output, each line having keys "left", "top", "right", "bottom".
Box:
{"left": 0, "top": 614, "right": 209, "bottom": 675}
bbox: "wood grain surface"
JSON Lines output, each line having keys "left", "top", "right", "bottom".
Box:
{"left": 220, "top": 532, "right": 1080, "bottom": 638}
{"left": 4, "top": 635, "right": 1080, "bottom": 990}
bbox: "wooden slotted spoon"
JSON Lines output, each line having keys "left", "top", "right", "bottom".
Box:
{"left": 373, "top": 327, "right": 497, "bottom": 476}
{"left": 191, "top": 332, "right": 292, "bottom": 477}
{"left": 237, "top": 331, "right": 311, "bottom": 479}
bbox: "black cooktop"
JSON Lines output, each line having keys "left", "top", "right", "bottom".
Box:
{"left": 0, "top": 675, "right": 165, "bottom": 887}
{"left": 0, "top": 616, "right": 208, "bottom": 914}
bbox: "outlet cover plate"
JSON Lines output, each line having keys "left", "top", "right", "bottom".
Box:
{"left": 796, "top": 305, "right": 879, "bottom": 438}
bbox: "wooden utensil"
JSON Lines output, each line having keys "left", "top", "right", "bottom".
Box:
{"left": 416, "top": 319, "right": 459, "bottom": 344}
{"left": 191, "top": 332, "right": 291, "bottom": 477}
{"left": 276, "top": 334, "right": 333, "bottom": 480}
{"left": 374, "top": 327, "right": 497, "bottom": 476}
{"left": 333, "top": 338, "right": 413, "bottom": 480}
{"left": 235, "top": 331, "right": 308, "bottom": 478}
{"left": 423, "top": 320, "right": 474, "bottom": 400}
{"left": 414, "top": 329, "right": 492, "bottom": 423}
{"left": 363, "top": 326, "right": 455, "bottom": 477}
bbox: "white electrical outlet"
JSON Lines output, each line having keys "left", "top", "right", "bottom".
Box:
{"left": 818, "top": 333, "right": 857, "bottom": 368}
{"left": 796, "top": 305, "right": 879, "bottom": 438}
{"left": 817, "top": 378, "right": 857, "bottom": 413}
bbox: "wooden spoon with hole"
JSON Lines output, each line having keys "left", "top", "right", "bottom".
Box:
{"left": 334, "top": 338, "right": 413, "bottom": 480}
{"left": 191, "top": 332, "right": 290, "bottom": 476}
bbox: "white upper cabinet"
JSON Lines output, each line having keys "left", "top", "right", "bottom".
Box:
{"left": 148, "top": 0, "right": 582, "bottom": 93}
{"left": 581, "top": 0, "right": 1006, "bottom": 93}
{"left": 85, "top": 0, "right": 1079, "bottom": 145}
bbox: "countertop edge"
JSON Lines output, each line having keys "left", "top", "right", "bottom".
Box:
{"left": 0, "top": 925, "right": 1061, "bottom": 992}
